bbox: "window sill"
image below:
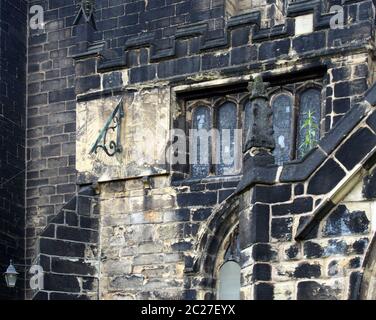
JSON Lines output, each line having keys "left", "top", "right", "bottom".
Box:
{"left": 173, "top": 174, "right": 242, "bottom": 187}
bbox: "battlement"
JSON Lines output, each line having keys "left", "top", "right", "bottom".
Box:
{"left": 225, "top": 0, "right": 285, "bottom": 27}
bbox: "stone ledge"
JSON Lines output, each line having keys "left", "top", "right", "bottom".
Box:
{"left": 287, "top": 0, "right": 321, "bottom": 18}
{"left": 227, "top": 11, "right": 261, "bottom": 28}
{"left": 235, "top": 166, "right": 278, "bottom": 196}
{"left": 279, "top": 148, "right": 326, "bottom": 183}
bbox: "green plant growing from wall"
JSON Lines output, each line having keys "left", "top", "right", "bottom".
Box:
{"left": 299, "top": 110, "right": 319, "bottom": 158}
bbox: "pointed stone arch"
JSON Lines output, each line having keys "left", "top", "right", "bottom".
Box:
{"left": 188, "top": 193, "right": 240, "bottom": 299}
{"left": 358, "top": 234, "right": 376, "bottom": 299}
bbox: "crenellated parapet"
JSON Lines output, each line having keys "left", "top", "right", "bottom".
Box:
{"left": 71, "top": 0, "right": 375, "bottom": 72}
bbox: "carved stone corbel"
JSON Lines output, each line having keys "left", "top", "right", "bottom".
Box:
{"left": 244, "top": 74, "right": 275, "bottom": 156}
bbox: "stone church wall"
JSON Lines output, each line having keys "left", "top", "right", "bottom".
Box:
{"left": 239, "top": 163, "right": 376, "bottom": 300}
{"left": 18, "top": 0, "right": 376, "bottom": 300}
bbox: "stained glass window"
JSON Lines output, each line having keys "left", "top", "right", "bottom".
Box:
{"left": 185, "top": 81, "right": 322, "bottom": 179}
{"left": 191, "top": 106, "right": 211, "bottom": 178}
{"left": 297, "top": 88, "right": 321, "bottom": 159}
{"left": 216, "top": 102, "right": 238, "bottom": 176}
{"left": 272, "top": 93, "right": 293, "bottom": 165}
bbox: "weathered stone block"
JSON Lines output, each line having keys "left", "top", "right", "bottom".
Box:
{"left": 252, "top": 244, "right": 278, "bottom": 262}
{"left": 110, "top": 274, "right": 144, "bottom": 290}
{"left": 328, "top": 22, "right": 372, "bottom": 47}
{"left": 297, "top": 280, "right": 342, "bottom": 300}
{"left": 294, "top": 184, "right": 304, "bottom": 196}
{"left": 294, "top": 262, "right": 321, "bottom": 279}
{"left": 323, "top": 205, "right": 370, "bottom": 237}
{"left": 259, "top": 38, "right": 290, "bottom": 60}
{"left": 230, "top": 45, "right": 257, "bottom": 65}
{"left": 252, "top": 185, "right": 291, "bottom": 204}
{"left": 51, "top": 257, "right": 97, "bottom": 276}
{"left": 192, "top": 208, "right": 212, "bottom": 221}
{"left": 76, "top": 75, "right": 101, "bottom": 94}
{"left": 281, "top": 149, "right": 327, "bottom": 182}
{"left": 351, "top": 238, "right": 369, "bottom": 255}
{"left": 39, "top": 238, "right": 86, "bottom": 257}
{"left": 254, "top": 283, "right": 274, "bottom": 300}
{"left": 304, "top": 241, "right": 324, "bottom": 259}
{"left": 292, "top": 32, "right": 326, "bottom": 54}
{"left": 333, "top": 98, "right": 351, "bottom": 114}
{"left": 240, "top": 203, "right": 270, "bottom": 248}
{"left": 56, "top": 226, "right": 98, "bottom": 243}
{"left": 202, "top": 52, "right": 229, "bottom": 70}
{"left": 252, "top": 263, "right": 271, "bottom": 281}
{"left": 171, "top": 241, "right": 193, "bottom": 252}
{"left": 336, "top": 128, "right": 376, "bottom": 171}
{"left": 271, "top": 217, "right": 293, "bottom": 241}
{"left": 272, "top": 197, "right": 313, "bottom": 216}
{"left": 285, "top": 243, "right": 300, "bottom": 260}
{"left": 44, "top": 273, "right": 81, "bottom": 293}
{"left": 307, "top": 159, "right": 346, "bottom": 195}
{"left": 103, "top": 72, "right": 123, "bottom": 89}
{"left": 79, "top": 216, "right": 99, "bottom": 229}
{"left": 177, "top": 192, "right": 217, "bottom": 207}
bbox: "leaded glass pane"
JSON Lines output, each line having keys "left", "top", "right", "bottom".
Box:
{"left": 216, "top": 102, "right": 237, "bottom": 176}
{"left": 218, "top": 229, "right": 240, "bottom": 300}
{"left": 191, "top": 106, "right": 211, "bottom": 178}
{"left": 218, "top": 261, "right": 241, "bottom": 300}
{"left": 297, "top": 88, "right": 321, "bottom": 159}
{"left": 272, "top": 93, "right": 293, "bottom": 165}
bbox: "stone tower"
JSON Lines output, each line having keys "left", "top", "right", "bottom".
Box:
{"left": 1, "top": 0, "right": 376, "bottom": 300}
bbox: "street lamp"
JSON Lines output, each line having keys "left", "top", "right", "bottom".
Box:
{"left": 4, "top": 260, "right": 19, "bottom": 288}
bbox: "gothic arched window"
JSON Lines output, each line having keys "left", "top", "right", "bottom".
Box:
{"left": 188, "top": 97, "right": 242, "bottom": 179}
{"left": 183, "top": 80, "right": 323, "bottom": 180}
{"left": 217, "top": 229, "right": 241, "bottom": 300}
{"left": 191, "top": 106, "right": 211, "bottom": 178}
{"left": 272, "top": 93, "right": 293, "bottom": 165}
{"left": 216, "top": 102, "right": 238, "bottom": 176}
{"left": 218, "top": 261, "right": 241, "bottom": 300}
{"left": 297, "top": 88, "right": 321, "bottom": 159}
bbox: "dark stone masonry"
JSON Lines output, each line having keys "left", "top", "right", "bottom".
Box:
{"left": 0, "top": 0, "right": 27, "bottom": 300}
{"left": 1, "top": 0, "right": 376, "bottom": 300}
